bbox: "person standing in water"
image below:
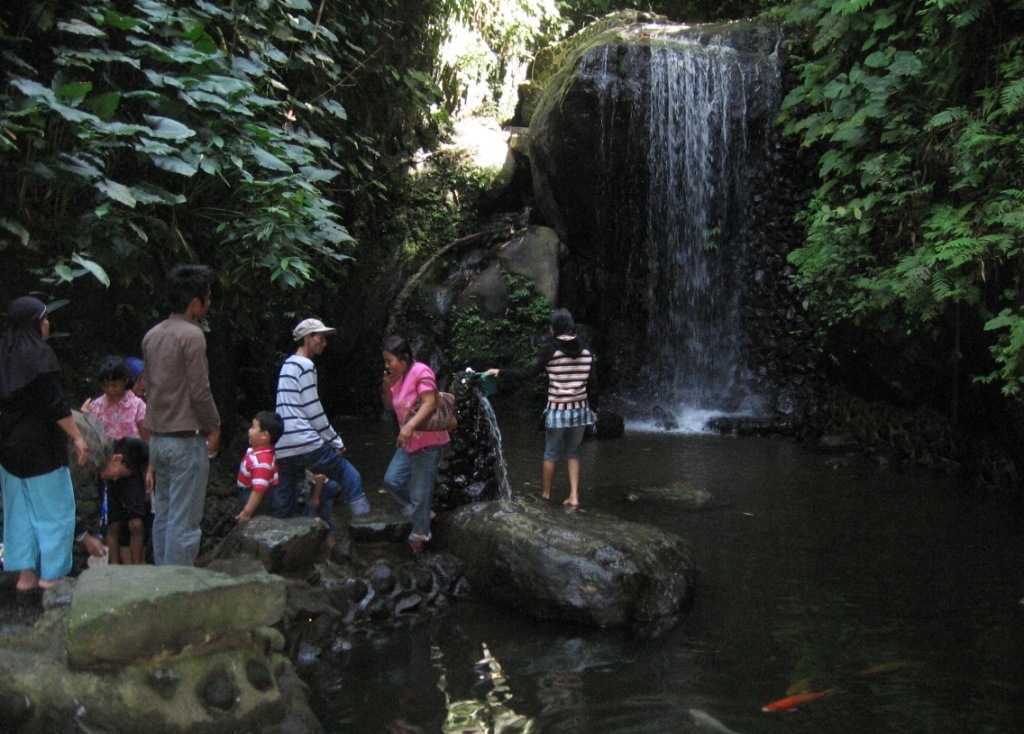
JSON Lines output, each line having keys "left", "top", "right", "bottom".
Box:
{"left": 485, "top": 308, "right": 598, "bottom": 507}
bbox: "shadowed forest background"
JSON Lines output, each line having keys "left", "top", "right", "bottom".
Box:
{"left": 1, "top": 0, "right": 1021, "bottom": 491}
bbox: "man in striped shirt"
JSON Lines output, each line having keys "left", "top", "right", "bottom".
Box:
{"left": 274, "top": 319, "right": 370, "bottom": 538}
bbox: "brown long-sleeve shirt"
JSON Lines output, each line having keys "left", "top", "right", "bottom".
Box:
{"left": 142, "top": 313, "right": 220, "bottom": 434}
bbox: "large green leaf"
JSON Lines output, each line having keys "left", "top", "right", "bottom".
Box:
{"left": 252, "top": 145, "right": 293, "bottom": 172}
{"left": 72, "top": 253, "right": 111, "bottom": 287}
{"left": 96, "top": 178, "right": 137, "bottom": 207}
{"left": 58, "top": 19, "right": 107, "bottom": 37}
{"left": 144, "top": 115, "right": 197, "bottom": 140}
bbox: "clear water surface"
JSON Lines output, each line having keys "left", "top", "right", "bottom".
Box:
{"left": 317, "top": 413, "right": 1024, "bottom": 734}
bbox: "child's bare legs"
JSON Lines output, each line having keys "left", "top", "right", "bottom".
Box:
{"left": 107, "top": 521, "right": 122, "bottom": 564}
{"left": 309, "top": 474, "right": 336, "bottom": 549}
{"left": 127, "top": 517, "right": 145, "bottom": 564}
{"left": 542, "top": 460, "right": 556, "bottom": 500}
{"left": 564, "top": 459, "right": 581, "bottom": 507}
{"left": 16, "top": 569, "right": 39, "bottom": 591}
{"left": 311, "top": 473, "right": 326, "bottom": 509}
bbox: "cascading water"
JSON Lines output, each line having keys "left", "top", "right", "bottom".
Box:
{"left": 474, "top": 390, "right": 512, "bottom": 501}
{"left": 565, "top": 24, "right": 784, "bottom": 424}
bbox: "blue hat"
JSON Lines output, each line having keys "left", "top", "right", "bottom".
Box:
{"left": 125, "top": 357, "right": 146, "bottom": 381}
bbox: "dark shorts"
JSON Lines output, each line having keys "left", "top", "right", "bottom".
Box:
{"left": 543, "top": 426, "right": 587, "bottom": 461}
{"left": 106, "top": 472, "right": 149, "bottom": 523}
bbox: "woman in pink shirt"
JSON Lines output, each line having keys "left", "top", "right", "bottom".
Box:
{"left": 380, "top": 336, "right": 450, "bottom": 554}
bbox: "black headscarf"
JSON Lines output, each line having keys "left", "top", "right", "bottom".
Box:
{"left": 0, "top": 296, "right": 61, "bottom": 400}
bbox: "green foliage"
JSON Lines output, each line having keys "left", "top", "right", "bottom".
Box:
{"left": 437, "top": 0, "right": 565, "bottom": 120}
{"left": 448, "top": 273, "right": 551, "bottom": 371}
{"left": 0, "top": 0, "right": 447, "bottom": 297}
{"left": 781, "top": 0, "right": 1024, "bottom": 400}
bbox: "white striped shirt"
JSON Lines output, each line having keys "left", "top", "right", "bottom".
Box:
{"left": 274, "top": 354, "right": 343, "bottom": 459}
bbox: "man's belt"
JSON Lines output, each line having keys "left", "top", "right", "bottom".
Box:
{"left": 151, "top": 429, "right": 204, "bottom": 438}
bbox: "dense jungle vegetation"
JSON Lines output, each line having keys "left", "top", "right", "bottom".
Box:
{"left": 1, "top": 0, "right": 1021, "bottom": 478}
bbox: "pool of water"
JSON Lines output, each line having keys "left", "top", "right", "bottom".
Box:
{"left": 320, "top": 414, "right": 1024, "bottom": 733}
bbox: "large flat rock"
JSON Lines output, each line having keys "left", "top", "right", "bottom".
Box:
{"left": 436, "top": 501, "right": 695, "bottom": 627}
{"left": 67, "top": 566, "right": 286, "bottom": 669}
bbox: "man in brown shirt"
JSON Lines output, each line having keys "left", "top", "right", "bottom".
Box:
{"left": 142, "top": 264, "right": 220, "bottom": 566}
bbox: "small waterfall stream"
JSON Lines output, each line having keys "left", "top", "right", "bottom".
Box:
{"left": 475, "top": 391, "right": 512, "bottom": 501}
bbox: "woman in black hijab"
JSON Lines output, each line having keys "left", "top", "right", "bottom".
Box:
{"left": 1, "top": 296, "right": 88, "bottom": 591}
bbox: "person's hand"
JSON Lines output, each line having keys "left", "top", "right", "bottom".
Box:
{"left": 72, "top": 436, "right": 89, "bottom": 466}
{"left": 235, "top": 509, "right": 252, "bottom": 523}
{"left": 484, "top": 368, "right": 499, "bottom": 377}
{"left": 335, "top": 447, "right": 347, "bottom": 458}
{"left": 145, "top": 464, "right": 155, "bottom": 494}
{"left": 80, "top": 397, "right": 93, "bottom": 413}
{"left": 396, "top": 424, "right": 414, "bottom": 448}
{"left": 206, "top": 428, "right": 221, "bottom": 459}
{"left": 81, "top": 534, "right": 107, "bottom": 558}
{"left": 382, "top": 368, "right": 401, "bottom": 390}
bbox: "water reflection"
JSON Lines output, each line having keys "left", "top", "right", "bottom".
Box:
{"left": 436, "top": 642, "right": 534, "bottom": 732}
{"left": 324, "top": 415, "right": 1024, "bottom": 734}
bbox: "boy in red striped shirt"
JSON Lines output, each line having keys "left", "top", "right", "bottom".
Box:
{"left": 235, "top": 411, "right": 283, "bottom": 523}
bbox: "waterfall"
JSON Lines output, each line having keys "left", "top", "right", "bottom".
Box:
{"left": 588, "top": 28, "right": 783, "bottom": 418}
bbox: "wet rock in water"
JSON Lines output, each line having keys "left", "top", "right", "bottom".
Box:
{"left": 366, "top": 560, "right": 397, "bottom": 595}
{"left": 624, "top": 483, "right": 714, "bottom": 509}
{"left": 652, "top": 405, "right": 679, "bottom": 431}
{"left": 208, "top": 515, "right": 328, "bottom": 575}
{"left": 706, "top": 414, "right": 796, "bottom": 437}
{"left": 435, "top": 381, "right": 503, "bottom": 512}
{"left": 348, "top": 507, "right": 412, "bottom": 544}
{"left": 435, "top": 501, "right": 696, "bottom": 627}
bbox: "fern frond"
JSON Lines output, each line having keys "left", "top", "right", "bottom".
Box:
{"left": 924, "top": 107, "right": 968, "bottom": 131}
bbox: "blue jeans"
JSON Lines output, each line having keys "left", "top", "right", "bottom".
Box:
{"left": 383, "top": 444, "right": 445, "bottom": 540}
{"left": 275, "top": 443, "right": 369, "bottom": 535}
{"left": 150, "top": 434, "right": 209, "bottom": 566}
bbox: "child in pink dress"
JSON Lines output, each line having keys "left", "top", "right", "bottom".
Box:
{"left": 82, "top": 355, "right": 149, "bottom": 564}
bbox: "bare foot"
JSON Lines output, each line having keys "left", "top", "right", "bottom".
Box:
{"left": 563, "top": 498, "right": 580, "bottom": 508}
{"left": 16, "top": 570, "right": 39, "bottom": 592}
{"left": 409, "top": 538, "right": 424, "bottom": 554}
{"left": 38, "top": 577, "right": 71, "bottom": 590}
{"left": 541, "top": 493, "right": 551, "bottom": 501}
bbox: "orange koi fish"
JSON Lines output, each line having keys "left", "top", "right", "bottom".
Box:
{"left": 761, "top": 689, "right": 832, "bottom": 712}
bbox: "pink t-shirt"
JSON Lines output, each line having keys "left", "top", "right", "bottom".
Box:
{"left": 390, "top": 361, "right": 450, "bottom": 453}
{"left": 91, "top": 389, "right": 147, "bottom": 440}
